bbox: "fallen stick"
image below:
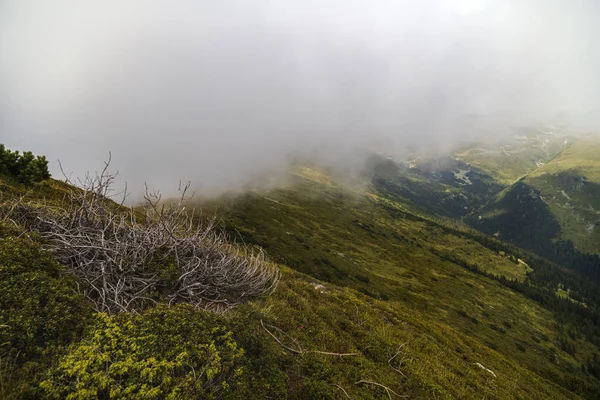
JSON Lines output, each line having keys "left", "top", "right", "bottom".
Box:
{"left": 260, "top": 320, "right": 359, "bottom": 357}
{"left": 355, "top": 380, "right": 406, "bottom": 399}
{"left": 332, "top": 384, "right": 352, "bottom": 399}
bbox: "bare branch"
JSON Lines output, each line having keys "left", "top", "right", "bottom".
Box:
{"left": 6, "top": 159, "right": 280, "bottom": 314}
{"left": 260, "top": 320, "right": 303, "bottom": 354}
{"left": 388, "top": 343, "right": 409, "bottom": 377}
{"left": 332, "top": 384, "right": 352, "bottom": 399}
{"left": 260, "top": 320, "right": 357, "bottom": 357}
{"left": 355, "top": 380, "right": 406, "bottom": 399}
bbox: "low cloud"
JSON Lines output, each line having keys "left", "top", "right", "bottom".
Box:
{"left": 2, "top": 0, "right": 599, "bottom": 194}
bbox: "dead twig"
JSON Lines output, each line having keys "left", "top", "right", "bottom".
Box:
{"left": 260, "top": 320, "right": 302, "bottom": 354}
{"left": 355, "top": 380, "right": 406, "bottom": 399}
{"left": 310, "top": 350, "right": 359, "bottom": 356}
{"left": 5, "top": 157, "right": 280, "bottom": 314}
{"left": 388, "top": 343, "right": 409, "bottom": 377}
{"left": 260, "top": 320, "right": 358, "bottom": 357}
{"left": 332, "top": 383, "right": 352, "bottom": 399}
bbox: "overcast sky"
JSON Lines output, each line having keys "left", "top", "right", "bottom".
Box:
{"left": 1, "top": 0, "right": 599, "bottom": 194}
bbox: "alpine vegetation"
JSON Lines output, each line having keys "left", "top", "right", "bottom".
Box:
{"left": 0, "top": 144, "right": 51, "bottom": 185}
{"left": 8, "top": 158, "right": 280, "bottom": 314}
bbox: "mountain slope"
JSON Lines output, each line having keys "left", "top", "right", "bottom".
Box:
{"left": 0, "top": 175, "right": 591, "bottom": 399}
{"left": 525, "top": 135, "right": 600, "bottom": 253}
{"left": 368, "top": 155, "right": 503, "bottom": 219}
{"left": 2, "top": 150, "right": 600, "bottom": 398}
{"left": 367, "top": 132, "right": 600, "bottom": 281}
{"left": 472, "top": 134, "right": 600, "bottom": 253}
{"left": 454, "top": 127, "right": 573, "bottom": 185}
{"left": 365, "top": 127, "right": 573, "bottom": 222}
{"left": 197, "top": 166, "right": 600, "bottom": 398}
{"left": 471, "top": 135, "right": 600, "bottom": 284}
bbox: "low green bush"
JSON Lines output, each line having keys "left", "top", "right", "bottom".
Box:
{"left": 0, "top": 235, "right": 92, "bottom": 398}
{"left": 0, "top": 237, "right": 91, "bottom": 361}
{"left": 0, "top": 144, "right": 51, "bottom": 184}
{"left": 40, "top": 305, "right": 246, "bottom": 400}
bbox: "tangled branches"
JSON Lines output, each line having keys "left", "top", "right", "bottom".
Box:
{"left": 8, "top": 157, "right": 280, "bottom": 314}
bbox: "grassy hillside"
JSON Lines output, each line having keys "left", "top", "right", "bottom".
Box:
{"left": 525, "top": 135, "right": 600, "bottom": 254}
{"left": 472, "top": 135, "right": 600, "bottom": 272}
{"left": 2, "top": 154, "right": 600, "bottom": 398}
{"left": 364, "top": 128, "right": 574, "bottom": 224}
{"left": 367, "top": 155, "right": 503, "bottom": 219}
{"left": 197, "top": 166, "right": 600, "bottom": 398}
{"left": 455, "top": 127, "right": 573, "bottom": 185}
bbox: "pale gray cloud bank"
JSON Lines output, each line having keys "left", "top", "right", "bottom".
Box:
{"left": 1, "top": 0, "right": 599, "bottom": 193}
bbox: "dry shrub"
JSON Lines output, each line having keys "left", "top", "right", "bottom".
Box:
{"left": 5, "top": 157, "right": 280, "bottom": 313}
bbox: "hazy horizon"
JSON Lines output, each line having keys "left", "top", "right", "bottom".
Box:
{"left": 2, "top": 0, "right": 599, "bottom": 195}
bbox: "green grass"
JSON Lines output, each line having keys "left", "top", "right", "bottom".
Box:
{"left": 529, "top": 135, "right": 600, "bottom": 183}
{"left": 1, "top": 166, "right": 599, "bottom": 398}
{"left": 455, "top": 131, "right": 573, "bottom": 185}
{"left": 29, "top": 267, "right": 588, "bottom": 399}
{"left": 197, "top": 167, "right": 600, "bottom": 398}
{"left": 523, "top": 135, "right": 600, "bottom": 253}
{"left": 456, "top": 146, "right": 535, "bottom": 185}
{"left": 0, "top": 229, "right": 92, "bottom": 399}
{"left": 476, "top": 134, "right": 600, "bottom": 254}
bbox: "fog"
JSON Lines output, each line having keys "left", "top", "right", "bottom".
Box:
{"left": 1, "top": 0, "right": 599, "bottom": 195}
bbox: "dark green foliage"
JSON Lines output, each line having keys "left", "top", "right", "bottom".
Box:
{"left": 471, "top": 181, "right": 600, "bottom": 285}
{"left": 367, "top": 155, "right": 503, "bottom": 219}
{"left": 0, "top": 234, "right": 92, "bottom": 398}
{"left": 444, "top": 246, "right": 600, "bottom": 349}
{"left": 420, "top": 207, "right": 600, "bottom": 348}
{"left": 489, "top": 324, "right": 506, "bottom": 334}
{"left": 471, "top": 181, "right": 561, "bottom": 248}
{"left": 559, "top": 336, "right": 577, "bottom": 356}
{"left": 0, "top": 236, "right": 91, "bottom": 362}
{"left": 516, "top": 342, "right": 527, "bottom": 352}
{"left": 584, "top": 353, "right": 600, "bottom": 379}
{"left": 0, "top": 145, "right": 51, "bottom": 184}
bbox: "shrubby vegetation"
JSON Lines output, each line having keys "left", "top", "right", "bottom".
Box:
{"left": 0, "top": 236, "right": 90, "bottom": 360}
{"left": 0, "top": 144, "right": 51, "bottom": 184}
{"left": 2, "top": 150, "right": 600, "bottom": 399}
{"left": 41, "top": 306, "right": 246, "bottom": 400}
{"left": 10, "top": 161, "right": 279, "bottom": 314}
{"left": 427, "top": 214, "right": 600, "bottom": 344}
{"left": 203, "top": 170, "right": 600, "bottom": 398}
{"left": 0, "top": 231, "right": 91, "bottom": 399}
{"left": 471, "top": 181, "right": 600, "bottom": 285}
